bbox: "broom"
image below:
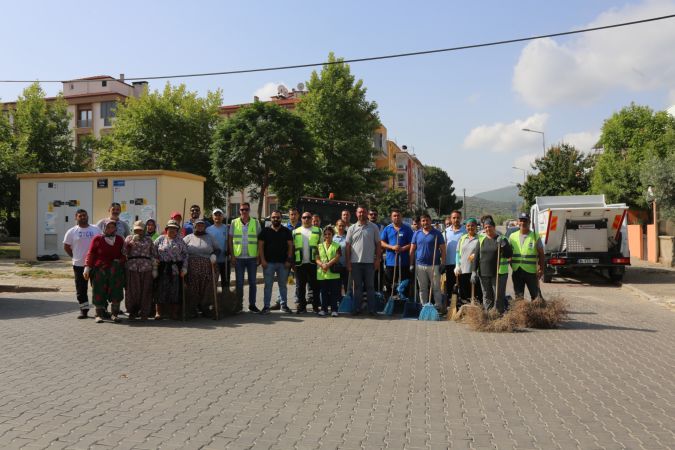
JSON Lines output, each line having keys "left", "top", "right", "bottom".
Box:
{"left": 419, "top": 236, "right": 440, "bottom": 321}
{"left": 211, "top": 264, "right": 219, "bottom": 320}
{"left": 338, "top": 273, "right": 354, "bottom": 314}
{"left": 383, "top": 254, "right": 398, "bottom": 315}
{"left": 494, "top": 238, "right": 502, "bottom": 313}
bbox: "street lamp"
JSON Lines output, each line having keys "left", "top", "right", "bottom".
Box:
{"left": 522, "top": 128, "right": 546, "bottom": 155}
{"left": 512, "top": 166, "right": 527, "bottom": 183}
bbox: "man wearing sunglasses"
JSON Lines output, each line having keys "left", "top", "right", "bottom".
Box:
{"left": 228, "top": 202, "right": 261, "bottom": 313}
{"left": 183, "top": 205, "right": 202, "bottom": 236}
{"left": 292, "top": 212, "right": 322, "bottom": 313}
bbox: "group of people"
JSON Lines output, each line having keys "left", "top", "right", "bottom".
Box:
{"left": 63, "top": 200, "right": 546, "bottom": 323}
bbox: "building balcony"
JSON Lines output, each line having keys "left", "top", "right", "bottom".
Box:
{"left": 77, "top": 119, "right": 92, "bottom": 128}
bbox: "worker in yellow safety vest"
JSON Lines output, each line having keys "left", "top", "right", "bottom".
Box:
{"left": 228, "top": 202, "right": 260, "bottom": 313}
{"left": 508, "top": 212, "right": 545, "bottom": 300}
{"left": 292, "top": 212, "right": 322, "bottom": 314}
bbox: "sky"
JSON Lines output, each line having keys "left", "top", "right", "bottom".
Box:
{"left": 3, "top": 0, "right": 675, "bottom": 195}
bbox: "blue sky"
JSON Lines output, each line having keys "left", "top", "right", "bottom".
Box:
{"left": 3, "top": 0, "right": 675, "bottom": 195}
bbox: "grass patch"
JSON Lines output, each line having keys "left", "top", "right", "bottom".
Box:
{"left": 0, "top": 245, "right": 20, "bottom": 259}
{"left": 16, "top": 269, "right": 72, "bottom": 279}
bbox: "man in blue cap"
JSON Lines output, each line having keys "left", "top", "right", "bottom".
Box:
{"left": 508, "top": 212, "right": 545, "bottom": 300}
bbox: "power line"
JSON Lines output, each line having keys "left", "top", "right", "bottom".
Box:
{"left": 2, "top": 13, "right": 674, "bottom": 84}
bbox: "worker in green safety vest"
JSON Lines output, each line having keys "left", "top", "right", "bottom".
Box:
{"left": 470, "top": 217, "right": 512, "bottom": 313}
{"left": 509, "top": 212, "right": 545, "bottom": 300}
{"left": 228, "top": 202, "right": 261, "bottom": 313}
{"left": 292, "top": 212, "right": 322, "bottom": 314}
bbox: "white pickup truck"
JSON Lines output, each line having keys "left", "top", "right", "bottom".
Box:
{"left": 530, "top": 195, "right": 630, "bottom": 282}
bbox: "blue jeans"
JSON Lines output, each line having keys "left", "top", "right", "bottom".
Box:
{"left": 351, "top": 263, "right": 375, "bottom": 313}
{"left": 235, "top": 258, "right": 258, "bottom": 307}
{"left": 263, "top": 262, "right": 289, "bottom": 308}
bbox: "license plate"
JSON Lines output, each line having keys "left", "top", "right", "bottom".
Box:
{"left": 577, "top": 258, "right": 599, "bottom": 264}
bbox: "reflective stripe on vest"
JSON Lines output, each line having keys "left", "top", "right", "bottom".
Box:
{"left": 317, "top": 242, "right": 341, "bottom": 280}
{"left": 292, "top": 226, "right": 322, "bottom": 264}
{"left": 231, "top": 218, "right": 258, "bottom": 257}
{"left": 478, "top": 234, "right": 509, "bottom": 275}
{"left": 509, "top": 231, "right": 539, "bottom": 273}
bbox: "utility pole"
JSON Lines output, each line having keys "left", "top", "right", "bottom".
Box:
{"left": 463, "top": 189, "right": 466, "bottom": 218}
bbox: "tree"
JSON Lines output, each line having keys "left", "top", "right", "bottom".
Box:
{"left": 211, "top": 101, "right": 316, "bottom": 219}
{"left": 297, "top": 53, "right": 389, "bottom": 200}
{"left": 368, "top": 189, "right": 414, "bottom": 219}
{"left": 96, "top": 82, "right": 223, "bottom": 207}
{"left": 423, "top": 165, "right": 463, "bottom": 216}
{"left": 518, "top": 144, "right": 595, "bottom": 210}
{"left": 641, "top": 136, "right": 675, "bottom": 220}
{"left": 0, "top": 83, "right": 80, "bottom": 235}
{"left": 591, "top": 103, "right": 675, "bottom": 208}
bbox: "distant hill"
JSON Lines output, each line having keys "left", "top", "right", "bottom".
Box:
{"left": 474, "top": 185, "right": 522, "bottom": 204}
{"left": 462, "top": 196, "right": 520, "bottom": 220}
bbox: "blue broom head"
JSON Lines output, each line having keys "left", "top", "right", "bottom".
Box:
{"left": 397, "top": 279, "right": 410, "bottom": 296}
{"left": 338, "top": 294, "right": 353, "bottom": 314}
{"left": 383, "top": 298, "right": 395, "bottom": 315}
{"left": 374, "top": 291, "right": 385, "bottom": 302}
{"left": 419, "top": 303, "right": 440, "bottom": 321}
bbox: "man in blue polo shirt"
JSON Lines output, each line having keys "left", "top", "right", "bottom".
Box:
{"left": 380, "top": 209, "right": 414, "bottom": 299}
{"left": 410, "top": 214, "right": 446, "bottom": 306}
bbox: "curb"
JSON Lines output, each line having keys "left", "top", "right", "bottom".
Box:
{"left": 621, "top": 282, "right": 675, "bottom": 311}
{"left": 0, "top": 285, "right": 61, "bottom": 293}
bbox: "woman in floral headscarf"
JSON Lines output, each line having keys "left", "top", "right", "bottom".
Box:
{"left": 123, "top": 220, "right": 158, "bottom": 321}
{"left": 84, "top": 220, "right": 126, "bottom": 323}
{"left": 154, "top": 219, "right": 189, "bottom": 320}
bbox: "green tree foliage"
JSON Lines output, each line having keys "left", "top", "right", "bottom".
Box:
{"left": 96, "top": 82, "right": 223, "bottom": 207}
{"left": 591, "top": 103, "right": 675, "bottom": 208}
{"left": 519, "top": 144, "right": 595, "bottom": 210}
{"left": 641, "top": 137, "right": 675, "bottom": 220}
{"left": 211, "top": 101, "right": 315, "bottom": 219}
{"left": 423, "top": 165, "right": 463, "bottom": 216}
{"left": 0, "top": 83, "right": 79, "bottom": 235}
{"left": 297, "top": 53, "right": 389, "bottom": 200}
{"left": 369, "top": 189, "right": 414, "bottom": 219}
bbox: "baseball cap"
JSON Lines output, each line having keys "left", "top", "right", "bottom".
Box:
{"left": 518, "top": 213, "right": 530, "bottom": 221}
{"left": 133, "top": 220, "right": 145, "bottom": 231}
{"left": 195, "top": 218, "right": 207, "bottom": 225}
{"left": 212, "top": 208, "right": 224, "bottom": 215}
{"left": 165, "top": 219, "right": 180, "bottom": 230}
{"left": 170, "top": 211, "right": 182, "bottom": 219}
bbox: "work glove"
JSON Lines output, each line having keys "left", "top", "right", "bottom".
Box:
{"left": 209, "top": 254, "right": 217, "bottom": 264}
{"left": 470, "top": 272, "right": 479, "bottom": 285}
{"left": 152, "top": 269, "right": 158, "bottom": 279}
{"left": 454, "top": 267, "right": 461, "bottom": 277}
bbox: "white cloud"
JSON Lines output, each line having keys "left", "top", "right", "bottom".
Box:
{"left": 253, "top": 81, "right": 287, "bottom": 101}
{"left": 513, "top": 153, "right": 539, "bottom": 173}
{"left": 561, "top": 130, "right": 601, "bottom": 153}
{"left": 463, "top": 113, "right": 549, "bottom": 152}
{"left": 513, "top": 0, "right": 675, "bottom": 107}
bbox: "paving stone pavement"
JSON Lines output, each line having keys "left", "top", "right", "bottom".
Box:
{"left": 1, "top": 274, "right": 674, "bottom": 450}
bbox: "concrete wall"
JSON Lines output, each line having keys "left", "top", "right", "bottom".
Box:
{"left": 627, "top": 224, "right": 644, "bottom": 260}
{"left": 659, "top": 236, "right": 675, "bottom": 267}
{"left": 19, "top": 170, "right": 204, "bottom": 260}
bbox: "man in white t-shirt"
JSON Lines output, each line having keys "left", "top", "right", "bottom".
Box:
{"left": 63, "top": 209, "right": 101, "bottom": 319}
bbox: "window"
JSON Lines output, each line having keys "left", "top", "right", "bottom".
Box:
{"left": 77, "top": 109, "right": 92, "bottom": 128}
{"left": 268, "top": 203, "right": 278, "bottom": 216}
{"left": 101, "top": 80, "right": 107, "bottom": 87}
{"left": 100, "top": 101, "right": 117, "bottom": 126}
{"left": 229, "top": 203, "right": 240, "bottom": 218}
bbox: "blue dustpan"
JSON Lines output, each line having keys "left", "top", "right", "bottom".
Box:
{"left": 383, "top": 297, "right": 395, "bottom": 315}
{"left": 338, "top": 293, "right": 353, "bottom": 314}
{"left": 402, "top": 300, "right": 422, "bottom": 319}
{"left": 397, "top": 279, "right": 409, "bottom": 297}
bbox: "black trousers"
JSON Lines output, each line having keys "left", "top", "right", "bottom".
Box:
{"left": 444, "top": 265, "right": 458, "bottom": 296}
{"left": 458, "top": 273, "right": 483, "bottom": 305}
{"left": 512, "top": 268, "right": 540, "bottom": 300}
{"left": 73, "top": 266, "right": 89, "bottom": 311}
{"left": 215, "top": 261, "right": 230, "bottom": 291}
{"left": 384, "top": 265, "right": 411, "bottom": 298}
{"left": 296, "top": 264, "right": 319, "bottom": 310}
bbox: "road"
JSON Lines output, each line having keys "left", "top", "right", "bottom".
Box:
{"left": 1, "top": 273, "right": 674, "bottom": 449}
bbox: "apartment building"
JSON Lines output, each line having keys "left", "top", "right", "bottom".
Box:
{"left": 2, "top": 74, "right": 147, "bottom": 151}
{"left": 376, "top": 140, "right": 426, "bottom": 211}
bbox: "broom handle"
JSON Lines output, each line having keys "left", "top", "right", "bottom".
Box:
{"left": 429, "top": 235, "right": 437, "bottom": 305}
{"left": 495, "top": 237, "right": 501, "bottom": 309}
{"left": 392, "top": 232, "right": 399, "bottom": 289}
{"left": 212, "top": 264, "right": 219, "bottom": 320}
{"left": 471, "top": 281, "right": 476, "bottom": 306}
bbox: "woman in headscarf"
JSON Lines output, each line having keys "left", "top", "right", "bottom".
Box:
{"left": 154, "top": 219, "right": 189, "bottom": 320}
{"left": 145, "top": 219, "right": 160, "bottom": 241}
{"left": 183, "top": 218, "right": 219, "bottom": 318}
{"left": 84, "top": 220, "right": 126, "bottom": 323}
{"left": 123, "top": 220, "right": 158, "bottom": 321}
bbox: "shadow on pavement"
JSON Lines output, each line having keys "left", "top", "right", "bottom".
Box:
{"left": 561, "top": 320, "right": 656, "bottom": 332}
{"left": 0, "top": 296, "right": 75, "bottom": 319}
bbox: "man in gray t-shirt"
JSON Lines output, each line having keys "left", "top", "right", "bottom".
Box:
{"left": 346, "top": 206, "right": 382, "bottom": 314}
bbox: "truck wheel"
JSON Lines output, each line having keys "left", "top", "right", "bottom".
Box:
{"left": 609, "top": 267, "right": 624, "bottom": 283}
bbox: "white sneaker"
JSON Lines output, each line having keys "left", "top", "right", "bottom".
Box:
{"left": 331, "top": 311, "right": 338, "bottom": 317}
{"left": 318, "top": 311, "right": 326, "bottom": 316}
